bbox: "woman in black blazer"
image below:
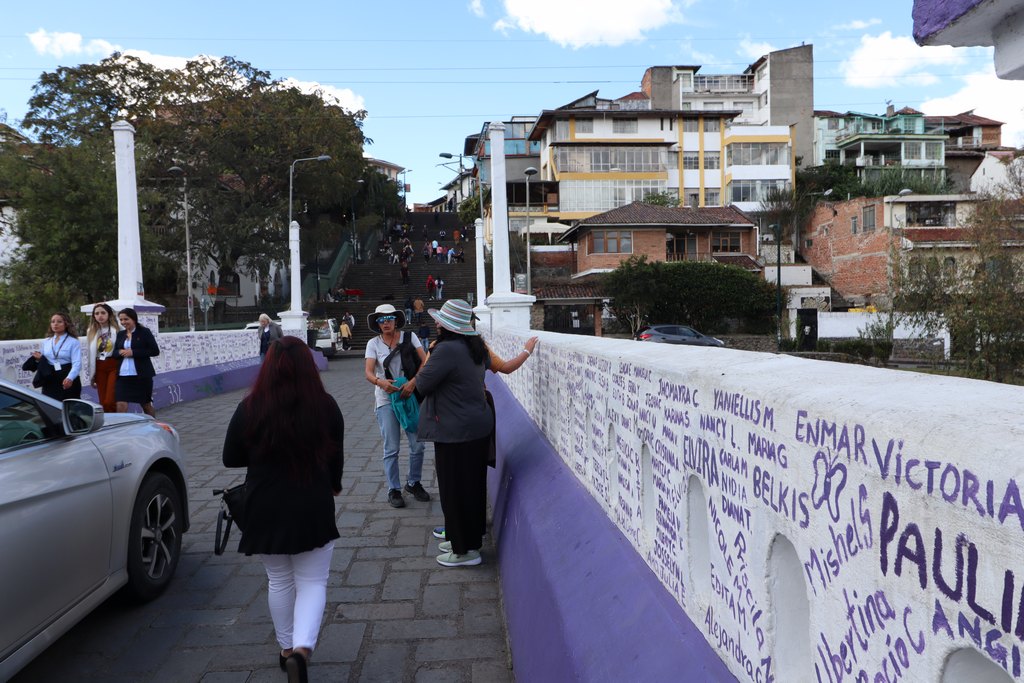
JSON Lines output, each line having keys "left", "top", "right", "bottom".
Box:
{"left": 114, "top": 307, "right": 160, "bottom": 416}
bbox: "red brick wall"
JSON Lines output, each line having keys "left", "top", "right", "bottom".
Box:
{"left": 532, "top": 249, "right": 574, "bottom": 270}
{"left": 802, "top": 198, "right": 893, "bottom": 304}
{"left": 577, "top": 229, "right": 667, "bottom": 272}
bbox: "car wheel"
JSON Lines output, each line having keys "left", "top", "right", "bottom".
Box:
{"left": 125, "top": 473, "right": 183, "bottom": 602}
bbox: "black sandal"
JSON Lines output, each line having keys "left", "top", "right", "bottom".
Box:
{"left": 285, "top": 652, "right": 308, "bottom": 683}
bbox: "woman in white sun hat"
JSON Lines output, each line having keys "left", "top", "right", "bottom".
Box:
{"left": 363, "top": 303, "right": 430, "bottom": 509}
{"left": 412, "top": 299, "right": 494, "bottom": 567}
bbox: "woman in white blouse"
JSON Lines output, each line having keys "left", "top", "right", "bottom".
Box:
{"left": 86, "top": 303, "right": 120, "bottom": 412}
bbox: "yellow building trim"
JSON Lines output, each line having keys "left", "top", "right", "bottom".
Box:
{"left": 790, "top": 124, "right": 797, "bottom": 187}
{"left": 569, "top": 118, "right": 576, "bottom": 141}
{"left": 554, "top": 211, "right": 602, "bottom": 221}
{"left": 718, "top": 125, "right": 727, "bottom": 198}
{"left": 550, "top": 147, "right": 560, "bottom": 181}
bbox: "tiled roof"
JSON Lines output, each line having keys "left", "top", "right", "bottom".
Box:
{"left": 896, "top": 106, "right": 924, "bottom": 115}
{"left": 925, "top": 112, "right": 1005, "bottom": 127}
{"left": 617, "top": 91, "right": 649, "bottom": 101}
{"left": 814, "top": 110, "right": 845, "bottom": 118}
{"left": 533, "top": 283, "right": 605, "bottom": 300}
{"left": 713, "top": 255, "right": 762, "bottom": 271}
{"left": 578, "top": 202, "right": 754, "bottom": 226}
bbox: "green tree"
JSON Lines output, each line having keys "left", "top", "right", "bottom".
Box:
{"left": 603, "top": 256, "right": 774, "bottom": 335}
{"left": 640, "top": 191, "right": 679, "bottom": 207}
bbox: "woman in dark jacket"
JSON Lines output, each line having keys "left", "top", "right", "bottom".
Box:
{"left": 222, "top": 336, "right": 344, "bottom": 682}
{"left": 114, "top": 308, "right": 160, "bottom": 416}
{"left": 414, "top": 299, "right": 493, "bottom": 568}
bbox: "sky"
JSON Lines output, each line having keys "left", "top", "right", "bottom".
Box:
{"left": 2, "top": 0, "right": 1023, "bottom": 206}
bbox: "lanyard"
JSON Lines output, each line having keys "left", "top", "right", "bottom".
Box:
{"left": 50, "top": 334, "right": 68, "bottom": 362}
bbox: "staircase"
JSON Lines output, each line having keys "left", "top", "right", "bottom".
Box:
{"left": 312, "top": 222, "right": 478, "bottom": 352}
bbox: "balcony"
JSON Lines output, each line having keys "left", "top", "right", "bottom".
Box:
{"left": 665, "top": 252, "right": 713, "bottom": 262}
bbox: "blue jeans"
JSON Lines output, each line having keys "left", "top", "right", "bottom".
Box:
{"left": 374, "top": 404, "right": 425, "bottom": 491}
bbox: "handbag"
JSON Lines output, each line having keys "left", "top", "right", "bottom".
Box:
{"left": 213, "top": 482, "right": 248, "bottom": 555}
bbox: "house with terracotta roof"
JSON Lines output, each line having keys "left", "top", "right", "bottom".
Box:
{"left": 556, "top": 202, "right": 761, "bottom": 278}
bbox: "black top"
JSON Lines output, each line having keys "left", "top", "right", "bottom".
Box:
{"left": 222, "top": 398, "right": 345, "bottom": 555}
{"left": 114, "top": 325, "right": 160, "bottom": 378}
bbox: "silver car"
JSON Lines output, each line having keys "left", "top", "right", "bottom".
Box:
{"left": 0, "top": 379, "right": 189, "bottom": 679}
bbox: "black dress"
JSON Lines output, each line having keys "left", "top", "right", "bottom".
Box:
{"left": 222, "top": 399, "right": 345, "bottom": 555}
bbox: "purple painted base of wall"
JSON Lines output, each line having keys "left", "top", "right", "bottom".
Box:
{"left": 485, "top": 376, "right": 737, "bottom": 682}
{"left": 80, "top": 351, "right": 327, "bottom": 412}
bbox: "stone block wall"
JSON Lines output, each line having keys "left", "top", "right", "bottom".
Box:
{"left": 488, "top": 328, "right": 1022, "bottom": 683}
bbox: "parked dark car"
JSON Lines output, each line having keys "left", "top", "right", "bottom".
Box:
{"left": 634, "top": 325, "right": 725, "bottom": 347}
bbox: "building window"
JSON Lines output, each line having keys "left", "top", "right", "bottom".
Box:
{"left": 554, "top": 120, "right": 569, "bottom": 141}
{"left": 704, "top": 151, "right": 721, "bottom": 169}
{"left": 703, "top": 102, "right": 724, "bottom": 111}
{"left": 553, "top": 146, "right": 668, "bottom": 173}
{"left": 575, "top": 118, "right": 593, "bottom": 134}
{"left": 925, "top": 142, "right": 943, "bottom": 160}
{"left": 824, "top": 149, "right": 841, "bottom": 161}
{"left": 906, "top": 202, "right": 956, "bottom": 227}
{"left": 851, "top": 215, "right": 858, "bottom": 234}
{"left": 733, "top": 101, "right": 755, "bottom": 119}
{"left": 827, "top": 118, "right": 841, "bottom": 130}
{"left": 683, "top": 152, "right": 700, "bottom": 170}
{"left": 862, "top": 205, "right": 876, "bottom": 230}
{"left": 591, "top": 230, "right": 633, "bottom": 254}
{"left": 560, "top": 179, "right": 668, "bottom": 212}
{"left": 704, "top": 118, "right": 720, "bottom": 133}
{"left": 613, "top": 118, "right": 638, "bottom": 134}
{"left": 711, "top": 231, "right": 742, "bottom": 253}
{"left": 683, "top": 118, "right": 700, "bottom": 133}
{"left": 680, "top": 102, "right": 692, "bottom": 111}
{"left": 705, "top": 189, "right": 720, "bottom": 206}
{"left": 727, "top": 142, "right": 791, "bottom": 166}
{"left": 685, "top": 188, "right": 700, "bottom": 206}
{"left": 728, "top": 179, "right": 790, "bottom": 203}
{"left": 904, "top": 143, "right": 922, "bottom": 160}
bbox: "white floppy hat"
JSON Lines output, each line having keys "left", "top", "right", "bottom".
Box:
{"left": 428, "top": 299, "right": 478, "bottom": 336}
{"left": 368, "top": 304, "right": 406, "bottom": 333}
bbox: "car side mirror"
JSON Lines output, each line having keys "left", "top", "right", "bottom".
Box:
{"left": 62, "top": 399, "right": 105, "bottom": 435}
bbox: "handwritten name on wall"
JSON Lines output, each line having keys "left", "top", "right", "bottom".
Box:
{"left": 489, "top": 331, "right": 1024, "bottom": 682}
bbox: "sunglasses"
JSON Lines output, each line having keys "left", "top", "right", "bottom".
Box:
{"left": 377, "top": 315, "right": 397, "bottom": 322}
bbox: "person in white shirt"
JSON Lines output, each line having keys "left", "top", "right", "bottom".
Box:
{"left": 363, "top": 304, "right": 430, "bottom": 508}
{"left": 86, "top": 303, "right": 120, "bottom": 412}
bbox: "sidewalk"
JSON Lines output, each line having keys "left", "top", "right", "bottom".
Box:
{"left": 12, "top": 356, "right": 512, "bottom": 682}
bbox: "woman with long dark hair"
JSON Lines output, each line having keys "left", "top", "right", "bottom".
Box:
{"left": 31, "top": 312, "right": 83, "bottom": 401}
{"left": 222, "top": 336, "right": 344, "bottom": 683}
{"left": 86, "top": 303, "right": 120, "bottom": 412}
{"left": 114, "top": 308, "right": 160, "bottom": 416}
{"left": 413, "top": 299, "right": 493, "bottom": 567}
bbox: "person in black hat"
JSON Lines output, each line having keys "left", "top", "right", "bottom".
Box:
{"left": 362, "top": 304, "right": 430, "bottom": 508}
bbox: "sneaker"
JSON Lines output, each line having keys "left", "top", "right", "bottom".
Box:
{"left": 436, "top": 550, "right": 481, "bottom": 567}
{"left": 432, "top": 526, "right": 446, "bottom": 540}
{"left": 404, "top": 481, "right": 431, "bottom": 502}
{"left": 387, "top": 489, "right": 406, "bottom": 508}
{"left": 438, "top": 540, "right": 452, "bottom": 553}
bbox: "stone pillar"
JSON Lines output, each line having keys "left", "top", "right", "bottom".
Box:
{"left": 483, "top": 122, "right": 534, "bottom": 332}
{"left": 279, "top": 220, "right": 308, "bottom": 337}
{"left": 82, "top": 119, "right": 164, "bottom": 327}
{"left": 472, "top": 216, "right": 491, "bottom": 329}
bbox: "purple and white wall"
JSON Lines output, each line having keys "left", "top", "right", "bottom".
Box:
{"left": 486, "top": 329, "right": 1023, "bottom": 682}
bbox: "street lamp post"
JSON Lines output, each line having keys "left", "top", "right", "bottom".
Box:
{"left": 524, "top": 167, "right": 537, "bottom": 295}
{"left": 770, "top": 223, "right": 782, "bottom": 351}
{"left": 401, "top": 169, "right": 412, "bottom": 212}
{"left": 167, "top": 166, "right": 195, "bottom": 332}
{"left": 283, "top": 154, "right": 330, "bottom": 333}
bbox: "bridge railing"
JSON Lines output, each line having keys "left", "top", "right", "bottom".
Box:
{"left": 486, "top": 328, "right": 1022, "bottom": 683}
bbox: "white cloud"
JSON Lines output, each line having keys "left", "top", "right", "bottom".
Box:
{"left": 833, "top": 19, "right": 881, "bottom": 31}
{"left": 27, "top": 29, "right": 116, "bottom": 58}
{"left": 677, "top": 39, "right": 716, "bottom": 65}
{"left": 920, "top": 67, "right": 1024, "bottom": 148}
{"left": 469, "top": 0, "right": 485, "bottom": 17}
{"left": 841, "top": 31, "right": 964, "bottom": 88}
{"left": 737, "top": 37, "right": 775, "bottom": 61}
{"left": 278, "top": 78, "right": 366, "bottom": 113}
{"left": 495, "top": 0, "right": 683, "bottom": 48}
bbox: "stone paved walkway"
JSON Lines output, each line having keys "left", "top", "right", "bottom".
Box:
{"left": 13, "top": 357, "right": 512, "bottom": 683}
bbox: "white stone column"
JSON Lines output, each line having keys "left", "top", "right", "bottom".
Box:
{"left": 483, "top": 122, "right": 534, "bottom": 332}
{"left": 279, "top": 220, "right": 308, "bottom": 337}
{"left": 82, "top": 119, "right": 164, "bottom": 327}
{"left": 472, "top": 217, "right": 491, "bottom": 329}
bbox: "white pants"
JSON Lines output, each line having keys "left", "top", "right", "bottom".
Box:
{"left": 260, "top": 541, "right": 335, "bottom": 651}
